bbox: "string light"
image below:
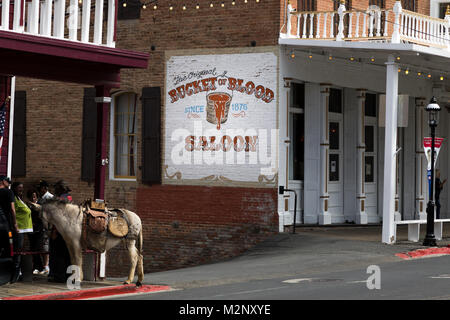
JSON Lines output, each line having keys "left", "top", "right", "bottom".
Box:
{"left": 210, "top": 2, "right": 214, "bottom": 7}
{"left": 169, "top": 4, "right": 173, "bottom": 10}
{"left": 142, "top": 3, "right": 146, "bottom": 9}
{"left": 428, "top": 74, "right": 432, "bottom": 78}
{"left": 153, "top": 4, "right": 157, "bottom": 9}
{"left": 196, "top": 3, "right": 200, "bottom": 9}
{"left": 221, "top": 2, "right": 225, "bottom": 7}
{"left": 183, "top": 4, "right": 187, "bottom": 10}
{"left": 122, "top": 2, "right": 127, "bottom": 7}
{"left": 417, "top": 71, "right": 422, "bottom": 76}
{"left": 232, "top": 0, "right": 236, "bottom": 4}
{"left": 349, "top": 56, "right": 355, "bottom": 61}
{"left": 405, "top": 69, "right": 409, "bottom": 75}
{"left": 440, "top": 76, "right": 444, "bottom": 81}
{"left": 370, "top": 57, "right": 375, "bottom": 62}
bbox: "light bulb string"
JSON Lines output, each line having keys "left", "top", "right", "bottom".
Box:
{"left": 287, "top": 49, "right": 447, "bottom": 79}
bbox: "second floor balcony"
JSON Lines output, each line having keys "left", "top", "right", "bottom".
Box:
{"left": 280, "top": 1, "right": 450, "bottom": 51}
{"left": 1, "top": 0, "right": 117, "bottom": 47}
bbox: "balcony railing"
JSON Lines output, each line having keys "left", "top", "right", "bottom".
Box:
{"left": 281, "top": 1, "right": 450, "bottom": 50}
{"left": 0, "top": 0, "right": 117, "bottom": 47}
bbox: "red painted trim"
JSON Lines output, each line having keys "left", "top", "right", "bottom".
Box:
{"left": 2, "top": 284, "right": 171, "bottom": 300}
{"left": 395, "top": 247, "right": 450, "bottom": 260}
{"left": 20, "top": 0, "right": 25, "bottom": 26}
{"left": 0, "top": 30, "right": 149, "bottom": 68}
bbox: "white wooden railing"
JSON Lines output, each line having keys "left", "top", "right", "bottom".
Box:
{"left": 0, "top": 0, "right": 117, "bottom": 47}
{"left": 281, "top": 1, "right": 450, "bottom": 50}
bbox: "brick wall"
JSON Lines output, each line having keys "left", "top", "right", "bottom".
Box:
{"left": 106, "top": 185, "right": 278, "bottom": 276}
{"left": 14, "top": 0, "right": 281, "bottom": 277}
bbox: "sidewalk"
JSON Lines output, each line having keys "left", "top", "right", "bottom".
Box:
{"left": 1, "top": 224, "right": 449, "bottom": 299}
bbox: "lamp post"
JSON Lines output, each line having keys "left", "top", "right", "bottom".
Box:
{"left": 423, "top": 97, "right": 440, "bottom": 246}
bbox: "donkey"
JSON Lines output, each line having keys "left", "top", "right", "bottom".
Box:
{"left": 31, "top": 199, "right": 144, "bottom": 286}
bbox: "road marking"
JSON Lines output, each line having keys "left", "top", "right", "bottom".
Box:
{"left": 212, "top": 286, "right": 288, "bottom": 298}
{"left": 282, "top": 278, "right": 314, "bottom": 284}
{"left": 430, "top": 274, "right": 450, "bottom": 279}
{"left": 346, "top": 280, "right": 367, "bottom": 284}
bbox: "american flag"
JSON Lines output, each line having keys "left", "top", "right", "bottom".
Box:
{"left": 0, "top": 103, "right": 6, "bottom": 159}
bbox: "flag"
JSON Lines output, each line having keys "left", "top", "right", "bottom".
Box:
{"left": 0, "top": 103, "right": 6, "bottom": 160}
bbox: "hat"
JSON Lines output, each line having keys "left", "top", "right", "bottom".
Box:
{"left": 39, "top": 180, "right": 49, "bottom": 188}
{"left": 0, "top": 176, "right": 11, "bottom": 183}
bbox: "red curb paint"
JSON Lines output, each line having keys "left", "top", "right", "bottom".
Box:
{"left": 2, "top": 284, "right": 171, "bottom": 300}
{"left": 396, "top": 247, "right": 450, "bottom": 260}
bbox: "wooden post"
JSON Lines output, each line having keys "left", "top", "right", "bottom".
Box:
{"left": 94, "top": 85, "right": 111, "bottom": 201}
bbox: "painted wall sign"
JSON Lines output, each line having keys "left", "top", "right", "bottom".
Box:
{"left": 164, "top": 51, "right": 278, "bottom": 187}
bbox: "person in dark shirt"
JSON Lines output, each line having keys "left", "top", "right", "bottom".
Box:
{"left": 435, "top": 169, "right": 447, "bottom": 219}
{"left": 0, "top": 176, "right": 20, "bottom": 283}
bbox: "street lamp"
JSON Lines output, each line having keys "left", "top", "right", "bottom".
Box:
{"left": 423, "top": 96, "right": 440, "bottom": 246}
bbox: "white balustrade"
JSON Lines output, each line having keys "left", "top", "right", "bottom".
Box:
{"left": 281, "top": 1, "right": 450, "bottom": 50}
{"left": 0, "top": 0, "right": 117, "bottom": 47}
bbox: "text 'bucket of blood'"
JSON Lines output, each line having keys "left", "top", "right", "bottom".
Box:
{"left": 206, "top": 92, "right": 232, "bottom": 130}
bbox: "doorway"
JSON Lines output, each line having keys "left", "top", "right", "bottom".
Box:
{"left": 288, "top": 83, "right": 305, "bottom": 224}
{"left": 328, "top": 88, "right": 344, "bottom": 222}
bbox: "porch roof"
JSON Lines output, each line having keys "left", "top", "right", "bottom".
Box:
{"left": 0, "top": 30, "right": 149, "bottom": 87}
{"left": 280, "top": 39, "right": 450, "bottom": 90}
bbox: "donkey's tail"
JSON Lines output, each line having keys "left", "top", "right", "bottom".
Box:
{"left": 138, "top": 225, "right": 143, "bottom": 256}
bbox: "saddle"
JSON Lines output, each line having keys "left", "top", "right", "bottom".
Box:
{"left": 84, "top": 200, "right": 129, "bottom": 237}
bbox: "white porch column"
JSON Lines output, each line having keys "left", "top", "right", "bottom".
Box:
{"left": 356, "top": 89, "right": 368, "bottom": 224}
{"left": 382, "top": 55, "right": 399, "bottom": 244}
{"left": 415, "top": 97, "right": 427, "bottom": 220}
{"left": 319, "top": 84, "right": 331, "bottom": 224}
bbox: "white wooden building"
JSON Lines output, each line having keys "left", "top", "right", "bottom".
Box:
{"left": 277, "top": 1, "right": 450, "bottom": 243}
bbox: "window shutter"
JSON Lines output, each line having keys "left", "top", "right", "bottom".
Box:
{"left": 141, "top": 87, "right": 161, "bottom": 184}
{"left": 81, "top": 88, "right": 97, "bottom": 182}
{"left": 12, "top": 91, "right": 26, "bottom": 177}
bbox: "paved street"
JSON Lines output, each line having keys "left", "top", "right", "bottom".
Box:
{"left": 111, "top": 256, "right": 450, "bottom": 300}
{"left": 105, "top": 225, "right": 450, "bottom": 300}
{"left": 1, "top": 225, "right": 449, "bottom": 301}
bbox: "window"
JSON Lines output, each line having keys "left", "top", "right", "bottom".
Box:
{"left": 369, "top": 0, "right": 385, "bottom": 8}
{"left": 364, "top": 125, "right": 376, "bottom": 183}
{"left": 365, "top": 93, "right": 377, "bottom": 117}
{"left": 439, "top": 3, "right": 450, "bottom": 18}
{"left": 329, "top": 122, "right": 340, "bottom": 150}
{"left": 329, "top": 89, "right": 342, "bottom": 113}
{"left": 298, "top": 0, "right": 316, "bottom": 11}
{"left": 401, "top": 0, "right": 416, "bottom": 11}
{"left": 112, "top": 92, "right": 138, "bottom": 179}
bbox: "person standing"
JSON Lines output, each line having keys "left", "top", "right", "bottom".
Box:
{"left": 47, "top": 180, "right": 72, "bottom": 283}
{"left": 37, "top": 180, "right": 52, "bottom": 275}
{"left": 0, "top": 176, "right": 19, "bottom": 283}
{"left": 27, "top": 189, "right": 45, "bottom": 274}
{"left": 435, "top": 169, "right": 447, "bottom": 219}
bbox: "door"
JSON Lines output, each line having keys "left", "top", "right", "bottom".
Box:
{"left": 364, "top": 93, "right": 378, "bottom": 222}
{"left": 288, "top": 83, "right": 305, "bottom": 224}
{"left": 328, "top": 88, "right": 344, "bottom": 222}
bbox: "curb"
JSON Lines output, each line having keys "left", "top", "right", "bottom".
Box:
{"left": 395, "top": 245, "right": 450, "bottom": 260}
{"left": 2, "top": 284, "right": 171, "bottom": 300}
